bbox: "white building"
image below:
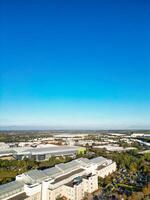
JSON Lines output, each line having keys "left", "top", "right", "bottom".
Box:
{"left": 0, "top": 143, "right": 9, "bottom": 149}
{"left": 0, "top": 157, "right": 116, "bottom": 200}
{"left": 76, "top": 140, "right": 94, "bottom": 146}
{"left": 93, "top": 145, "right": 137, "bottom": 152}
{"left": 131, "top": 133, "right": 144, "bottom": 137}
{"left": 0, "top": 146, "right": 83, "bottom": 161}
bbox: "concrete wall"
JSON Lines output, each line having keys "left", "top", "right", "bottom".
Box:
{"left": 97, "top": 162, "right": 117, "bottom": 178}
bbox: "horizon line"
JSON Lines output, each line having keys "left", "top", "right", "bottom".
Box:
{"left": 0, "top": 125, "right": 150, "bottom": 131}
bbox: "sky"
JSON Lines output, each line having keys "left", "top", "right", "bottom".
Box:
{"left": 0, "top": 0, "right": 150, "bottom": 129}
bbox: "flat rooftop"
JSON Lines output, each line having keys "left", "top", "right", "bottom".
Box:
{"left": 16, "top": 146, "right": 79, "bottom": 155}
{"left": 65, "top": 179, "right": 82, "bottom": 187}
{"left": 0, "top": 181, "right": 24, "bottom": 200}
{"left": 97, "top": 164, "right": 106, "bottom": 170}
{"left": 8, "top": 193, "right": 28, "bottom": 200}
{"left": 53, "top": 168, "right": 84, "bottom": 184}
{"left": 66, "top": 174, "right": 93, "bottom": 187}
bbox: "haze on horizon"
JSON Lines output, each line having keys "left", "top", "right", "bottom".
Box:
{"left": 1, "top": 0, "right": 150, "bottom": 129}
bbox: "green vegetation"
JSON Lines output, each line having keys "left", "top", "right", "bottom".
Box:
{"left": 93, "top": 148, "right": 150, "bottom": 200}
{"left": 92, "top": 148, "right": 150, "bottom": 174}
{"left": 0, "top": 132, "right": 53, "bottom": 143}
{"left": 0, "top": 131, "right": 150, "bottom": 199}
{"left": 77, "top": 147, "right": 86, "bottom": 155}
{"left": 137, "top": 137, "right": 150, "bottom": 143}
{"left": 0, "top": 156, "right": 73, "bottom": 184}
{"left": 117, "top": 183, "right": 136, "bottom": 190}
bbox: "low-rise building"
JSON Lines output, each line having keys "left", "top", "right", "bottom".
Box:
{"left": 76, "top": 140, "right": 94, "bottom": 147}
{"left": 0, "top": 146, "right": 85, "bottom": 161}
{"left": 0, "top": 156, "right": 116, "bottom": 200}
{"left": 131, "top": 133, "right": 145, "bottom": 138}
{"left": 93, "top": 145, "right": 137, "bottom": 152}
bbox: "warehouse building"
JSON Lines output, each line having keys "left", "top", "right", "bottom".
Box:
{"left": 0, "top": 146, "right": 85, "bottom": 161}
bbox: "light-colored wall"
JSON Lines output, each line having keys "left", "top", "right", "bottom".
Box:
{"left": 97, "top": 162, "right": 116, "bottom": 178}
{"left": 62, "top": 185, "right": 76, "bottom": 200}
{"left": 83, "top": 175, "right": 98, "bottom": 194}
{"left": 61, "top": 182, "right": 84, "bottom": 200}
{"left": 48, "top": 186, "right": 64, "bottom": 200}
{"left": 24, "top": 184, "right": 41, "bottom": 197}
{"left": 49, "top": 170, "right": 85, "bottom": 190}
{"left": 25, "top": 192, "right": 41, "bottom": 200}
{"left": 1, "top": 158, "right": 116, "bottom": 200}
{"left": 40, "top": 162, "right": 116, "bottom": 200}
{"left": 47, "top": 175, "right": 98, "bottom": 200}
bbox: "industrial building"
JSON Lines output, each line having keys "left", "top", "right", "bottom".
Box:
{"left": 0, "top": 146, "right": 85, "bottom": 161}
{"left": 0, "top": 156, "right": 116, "bottom": 200}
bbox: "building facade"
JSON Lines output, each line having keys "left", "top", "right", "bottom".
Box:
{"left": 0, "top": 157, "right": 116, "bottom": 200}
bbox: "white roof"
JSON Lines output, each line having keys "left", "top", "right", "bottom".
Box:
{"left": 24, "top": 169, "right": 48, "bottom": 183}
{"left": 56, "top": 160, "right": 80, "bottom": 172}
{"left": 90, "top": 157, "right": 107, "bottom": 165}
{"left": 23, "top": 146, "right": 79, "bottom": 155}
{"left": 44, "top": 167, "right": 62, "bottom": 178}
{"left": 0, "top": 181, "right": 24, "bottom": 199}
{"left": 76, "top": 158, "right": 92, "bottom": 166}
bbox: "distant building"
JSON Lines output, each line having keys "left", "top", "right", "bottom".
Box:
{"left": 0, "top": 143, "right": 9, "bottom": 149}
{"left": 14, "top": 146, "right": 85, "bottom": 161}
{"left": 54, "top": 134, "right": 88, "bottom": 139}
{"left": 131, "top": 133, "right": 144, "bottom": 137}
{"left": 0, "top": 156, "right": 116, "bottom": 200}
{"left": 93, "top": 145, "right": 137, "bottom": 152}
{"left": 76, "top": 140, "right": 94, "bottom": 146}
{"left": 65, "top": 139, "right": 76, "bottom": 146}
{"left": 0, "top": 146, "right": 85, "bottom": 161}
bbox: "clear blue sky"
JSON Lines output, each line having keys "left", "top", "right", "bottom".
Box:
{"left": 0, "top": 0, "right": 150, "bottom": 129}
